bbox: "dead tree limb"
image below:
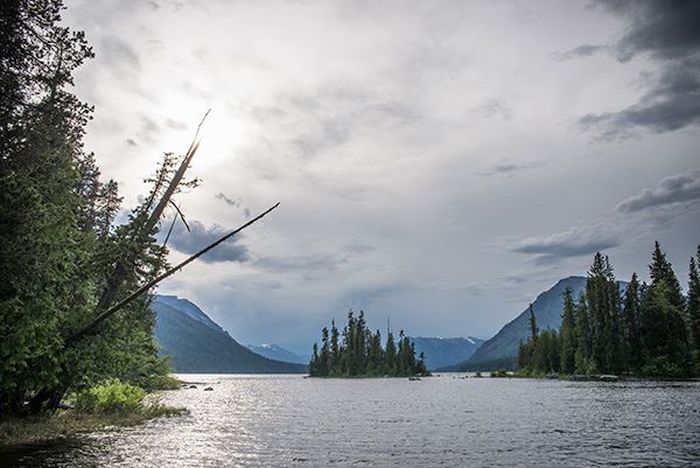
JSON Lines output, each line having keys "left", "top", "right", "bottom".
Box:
{"left": 66, "top": 201, "right": 280, "bottom": 345}
{"left": 94, "top": 110, "right": 210, "bottom": 313}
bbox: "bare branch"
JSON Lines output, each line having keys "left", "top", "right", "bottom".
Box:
{"left": 66, "top": 202, "right": 281, "bottom": 345}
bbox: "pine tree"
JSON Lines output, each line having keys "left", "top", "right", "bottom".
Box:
{"left": 688, "top": 249, "right": 700, "bottom": 366}
{"left": 330, "top": 320, "right": 340, "bottom": 375}
{"left": 308, "top": 311, "right": 425, "bottom": 377}
{"left": 528, "top": 303, "right": 538, "bottom": 342}
{"left": 650, "top": 241, "right": 685, "bottom": 310}
{"left": 559, "top": 287, "right": 577, "bottom": 375}
{"left": 641, "top": 242, "right": 693, "bottom": 377}
{"left": 385, "top": 331, "right": 396, "bottom": 374}
{"left": 622, "top": 273, "right": 643, "bottom": 371}
{"left": 575, "top": 294, "right": 592, "bottom": 374}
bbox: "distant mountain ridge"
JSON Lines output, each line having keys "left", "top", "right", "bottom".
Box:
{"left": 152, "top": 295, "right": 306, "bottom": 373}
{"left": 247, "top": 344, "right": 310, "bottom": 365}
{"left": 450, "top": 276, "right": 628, "bottom": 371}
{"left": 409, "top": 336, "right": 484, "bottom": 370}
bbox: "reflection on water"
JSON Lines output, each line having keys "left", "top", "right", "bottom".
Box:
{"left": 3, "top": 374, "right": 700, "bottom": 467}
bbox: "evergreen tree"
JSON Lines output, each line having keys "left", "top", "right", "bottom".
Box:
{"left": 319, "top": 327, "right": 330, "bottom": 376}
{"left": 574, "top": 293, "right": 593, "bottom": 374}
{"left": 687, "top": 248, "right": 700, "bottom": 364}
{"left": 559, "top": 287, "right": 577, "bottom": 375}
{"left": 586, "top": 253, "right": 614, "bottom": 373}
{"left": 649, "top": 241, "right": 685, "bottom": 310}
{"left": 641, "top": 242, "right": 692, "bottom": 377}
{"left": 528, "top": 303, "right": 538, "bottom": 342}
{"left": 622, "top": 273, "right": 643, "bottom": 371}
{"left": 308, "top": 312, "right": 426, "bottom": 377}
{"left": 330, "top": 320, "right": 340, "bottom": 375}
{"left": 385, "top": 331, "right": 397, "bottom": 374}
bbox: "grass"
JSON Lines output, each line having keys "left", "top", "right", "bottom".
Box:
{"left": 0, "top": 394, "right": 187, "bottom": 447}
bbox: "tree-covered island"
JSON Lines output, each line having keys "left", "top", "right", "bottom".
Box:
{"left": 309, "top": 311, "right": 429, "bottom": 377}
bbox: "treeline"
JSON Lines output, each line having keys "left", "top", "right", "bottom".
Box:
{"left": 309, "top": 311, "right": 429, "bottom": 377}
{"left": 1, "top": 0, "right": 195, "bottom": 415}
{"left": 518, "top": 243, "right": 700, "bottom": 378}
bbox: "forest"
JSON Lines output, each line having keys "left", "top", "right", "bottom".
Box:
{"left": 309, "top": 311, "right": 429, "bottom": 377}
{"left": 0, "top": 0, "right": 204, "bottom": 417}
{"left": 517, "top": 243, "right": 700, "bottom": 378}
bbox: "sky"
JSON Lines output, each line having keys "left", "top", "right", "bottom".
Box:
{"left": 63, "top": 0, "right": 700, "bottom": 354}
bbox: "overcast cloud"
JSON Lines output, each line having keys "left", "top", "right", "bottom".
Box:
{"left": 64, "top": 0, "right": 699, "bottom": 354}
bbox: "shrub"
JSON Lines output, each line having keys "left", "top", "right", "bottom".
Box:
{"left": 640, "top": 356, "right": 691, "bottom": 379}
{"left": 76, "top": 380, "right": 146, "bottom": 413}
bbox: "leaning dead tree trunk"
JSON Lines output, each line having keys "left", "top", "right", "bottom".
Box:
{"left": 66, "top": 201, "right": 280, "bottom": 345}
{"left": 94, "top": 110, "right": 210, "bottom": 314}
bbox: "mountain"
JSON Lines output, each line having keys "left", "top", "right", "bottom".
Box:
{"left": 450, "top": 276, "right": 629, "bottom": 371}
{"left": 409, "top": 336, "right": 484, "bottom": 370}
{"left": 152, "top": 295, "right": 307, "bottom": 373}
{"left": 452, "top": 276, "right": 588, "bottom": 371}
{"left": 247, "top": 344, "right": 310, "bottom": 365}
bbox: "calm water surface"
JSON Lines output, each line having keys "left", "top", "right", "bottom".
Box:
{"left": 3, "top": 374, "right": 700, "bottom": 467}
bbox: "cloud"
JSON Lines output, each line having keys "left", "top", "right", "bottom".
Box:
{"left": 479, "top": 99, "right": 513, "bottom": 120}
{"left": 616, "top": 169, "right": 700, "bottom": 213}
{"left": 477, "top": 161, "right": 543, "bottom": 176}
{"left": 597, "top": 0, "right": 700, "bottom": 62}
{"left": 215, "top": 192, "right": 240, "bottom": 207}
{"left": 552, "top": 44, "right": 606, "bottom": 61}
{"left": 580, "top": 1, "right": 700, "bottom": 138}
{"left": 510, "top": 225, "right": 620, "bottom": 260}
{"left": 343, "top": 243, "right": 376, "bottom": 255}
{"left": 100, "top": 35, "right": 141, "bottom": 75}
{"left": 166, "top": 218, "right": 250, "bottom": 263}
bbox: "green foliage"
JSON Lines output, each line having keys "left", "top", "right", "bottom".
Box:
{"left": 559, "top": 288, "right": 577, "bottom": 375}
{"left": 640, "top": 356, "right": 689, "bottom": 379}
{"left": 686, "top": 248, "right": 700, "bottom": 369}
{"left": 76, "top": 380, "right": 146, "bottom": 414}
{"left": 0, "top": 0, "right": 181, "bottom": 416}
{"left": 517, "top": 243, "right": 698, "bottom": 378}
{"left": 309, "top": 311, "right": 429, "bottom": 377}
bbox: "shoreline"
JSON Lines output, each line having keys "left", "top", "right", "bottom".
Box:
{"left": 0, "top": 391, "right": 186, "bottom": 448}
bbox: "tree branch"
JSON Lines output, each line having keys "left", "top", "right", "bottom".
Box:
{"left": 66, "top": 201, "right": 280, "bottom": 345}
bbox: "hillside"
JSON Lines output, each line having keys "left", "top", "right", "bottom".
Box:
{"left": 453, "top": 276, "right": 629, "bottom": 371}
{"left": 456, "top": 276, "right": 588, "bottom": 370}
{"left": 152, "top": 295, "right": 307, "bottom": 373}
{"left": 247, "top": 344, "right": 310, "bottom": 365}
{"left": 409, "top": 336, "right": 484, "bottom": 370}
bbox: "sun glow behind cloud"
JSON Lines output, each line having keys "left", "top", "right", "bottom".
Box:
{"left": 65, "top": 0, "right": 700, "bottom": 353}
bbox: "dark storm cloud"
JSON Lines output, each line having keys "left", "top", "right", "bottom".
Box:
{"left": 580, "top": 0, "right": 700, "bottom": 138}
{"left": 597, "top": 0, "right": 700, "bottom": 62}
{"left": 510, "top": 226, "right": 620, "bottom": 260}
{"left": 616, "top": 169, "right": 700, "bottom": 213}
{"left": 166, "top": 218, "right": 250, "bottom": 263}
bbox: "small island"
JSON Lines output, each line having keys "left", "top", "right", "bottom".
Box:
{"left": 308, "top": 311, "right": 429, "bottom": 377}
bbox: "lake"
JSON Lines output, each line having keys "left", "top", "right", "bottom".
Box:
{"left": 3, "top": 374, "right": 700, "bottom": 467}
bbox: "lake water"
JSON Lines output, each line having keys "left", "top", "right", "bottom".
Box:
{"left": 3, "top": 374, "right": 700, "bottom": 467}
